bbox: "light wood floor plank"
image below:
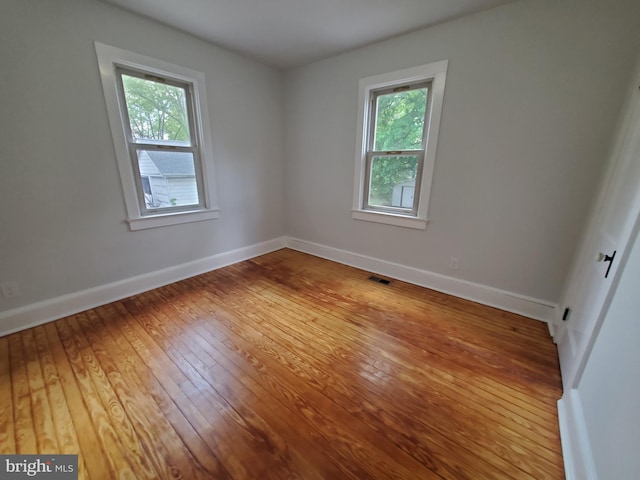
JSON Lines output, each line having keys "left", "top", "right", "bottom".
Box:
{"left": 112, "top": 298, "right": 286, "bottom": 479}
{"left": 43, "top": 321, "right": 111, "bottom": 480}
{"left": 76, "top": 309, "right": 208, "bottom": 480}
{"left": 91, "top": 304, "right": 232, "bottom": 480}
{"left": 181, "top": 269, "right": 562, "bottom": 479}
{"left": 100, "top": 302, "right": 245, "bottom": 479}
{"left": 32, "top": 326, "right": 78, "bottom": 453}
{"left": 0, "top": 336, "right": 16, "bottom": 454}
{"left": 55, "top": 318, "right": 143, "bottom": 479}
{"left": 21, "top": 329, "right": 58, "bottom": 453}
{"left": 9, "top": 333, "right": 36, "bottom": 453}
{"left": 128, "top": 290, "right": 356, "bottom": 480}
{"left": 208, "top": 267, "right": 560, "bottom": 431}
{"left": 162, "top": 281, "right": 508, "bottom": 480}
{"left": 246, "top": 268, "right": 561, "bottom": 425}
{"left": 0, "top": 249, "right": 564, "bottom": 479}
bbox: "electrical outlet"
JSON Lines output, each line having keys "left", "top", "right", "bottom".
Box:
{"left": 1, "top": 281, "right": 21, "bottom": 299}
{"left": 450, "top": 256, "right": 460, "bottom": 270}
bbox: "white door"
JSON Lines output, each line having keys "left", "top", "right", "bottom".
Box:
{"left": 557, "top": 78, "right": 640, "bottom": 390}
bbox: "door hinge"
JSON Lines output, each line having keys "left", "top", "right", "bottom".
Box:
{"left": 562, "top": 307, "right": 570, "bottom": 321}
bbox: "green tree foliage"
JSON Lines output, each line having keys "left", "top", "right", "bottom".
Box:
{"left": 370, "top": 88, "right": 427, "bottom": 205}
{"left": 370, "top": 155, "right": 418, "bottom": 206}
{"left": 374, "top": 88, "right": 427, "bottom": 151}
{"left": 122, "top": 75, "right": 190, "bottom": 143}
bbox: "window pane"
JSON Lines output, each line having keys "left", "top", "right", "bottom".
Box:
{"left": 122, "top": 74, "right": 191, "bottom": 146}
{"left": 368, "top": 155, "right": 418, "bottom": 208}
{"left": 136, "top": 150, "right": 199, "bottom": 209}
{"left": 373, "top": 88, "right": 427, "bottom": 151}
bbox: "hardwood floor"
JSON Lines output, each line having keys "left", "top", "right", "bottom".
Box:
{"left": 0, "top": 248, "right": 564, "bottom": 479}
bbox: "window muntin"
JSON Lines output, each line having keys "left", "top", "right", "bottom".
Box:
{"left": 365, "top": 82, "right": 430, "bottom": 215}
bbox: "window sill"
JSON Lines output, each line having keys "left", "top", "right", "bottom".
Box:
{"left": 127, "top": 208, "right": 220, "bottom": 231}
{"left": 351, "top": 210, "right": 428, "bottom": 230}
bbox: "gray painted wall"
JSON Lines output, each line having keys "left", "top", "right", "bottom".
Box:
{"left": 283, "top": 0, "right": 640, "bottom": 302}
{"left": 1, "top": 0, "right": 639, "bottom": 315}
{"left": 0, "top": 0, "right": 285, "bottom": 312}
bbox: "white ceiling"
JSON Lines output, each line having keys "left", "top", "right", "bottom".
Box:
{"left": 101, "top": 0, "right": 517, "bottom": 68}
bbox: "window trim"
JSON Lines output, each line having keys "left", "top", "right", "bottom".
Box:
{"left": 352, "top": 60, "right": 448, "bottom": 230}
{"left": 95, "top": 42, "right": 219, "bottom": 231}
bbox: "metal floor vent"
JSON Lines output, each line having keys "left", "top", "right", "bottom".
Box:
{"left": 368, "top": 275, "right": 391, "bottom": 285}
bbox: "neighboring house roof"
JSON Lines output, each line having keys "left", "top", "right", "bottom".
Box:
{"left": 138, "top": 150, "right": 195, "bottom": 177}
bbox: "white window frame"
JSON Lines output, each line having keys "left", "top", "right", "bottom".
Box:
{"left": 95, "top": 42, "right": 219, "bottom": 231}
{"left": 352, "top": 61, "right": 448, "bottom": 230}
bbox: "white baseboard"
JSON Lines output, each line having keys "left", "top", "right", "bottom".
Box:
{"left": 0, "top": 237, "right": 286, "bottom": 337}
{"left": 548, "top": 322, "right": 557, "bottom": 341}
{"left": 558, "top": 389, "right": 597, "bottom": 480}
{"left": 285, "top": 237, "right": 557, "bottom": 324}
{"left": 0, "top": 235, "right": 557, "bottom": 337}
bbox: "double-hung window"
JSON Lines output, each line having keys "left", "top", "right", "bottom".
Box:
{"left": 366, "top": 81, "right": 430, "bottom": 215}
{"left": 95, "top": 43, "right": 219, "bottom": 230}
{"left": 352, "top": 61, "right": 448, "bottom": 229}
{"left": 118, "top": 69, "right": 204, "bottom": 213}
